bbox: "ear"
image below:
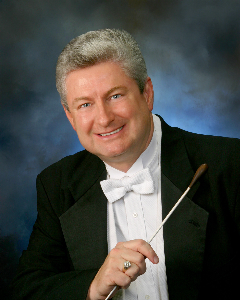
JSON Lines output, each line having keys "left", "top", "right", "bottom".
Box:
{"left": 143, "top": 77, "right": 154, "bottom": 111}
{"left": 63, "top": 105, "right": 76, "bottom": 131}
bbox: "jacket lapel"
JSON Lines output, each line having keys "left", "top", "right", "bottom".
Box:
{"left": 159, "top": 116, "right": 209, "bottom": 300}
{"left": 59, "top": 153, "right": 108, "bottom": 271}
{"left": 161, "top": 173, "right": 209, "bottom": 300}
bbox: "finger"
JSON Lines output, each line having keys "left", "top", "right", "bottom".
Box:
{"left": 113, "top": 246, "right": 146, "bottom": 275}
{"left": 111, "top": 272, "right": 132, "bottom": 290}
{"left": 113, "top": 261, "right": 139, "bottom": 289}
{"left": 121, "top": 252, "right": 146, "bottom": 275}
{"left": 122, "top": 260, "right": 132, "bottom": 273}
{"left": 97, "top": 263, "right": 132, "bottom": 292}
{"left": 123, "top": 262, "right": 140, "bottom": 282}
{"left": 117, "top": 239, "right": 159, "bottom": 264}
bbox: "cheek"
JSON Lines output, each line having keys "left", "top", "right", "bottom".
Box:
{"left": 114, "top": 101, "right": 136, "bottom": 119}
{"left": 74, "top": 114, "right": 93, "bottom": 133}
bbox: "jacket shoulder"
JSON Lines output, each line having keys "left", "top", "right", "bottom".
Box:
{"left": 36, "top": 150, "right": 106, "bottom": 217}
{"left": 37, "top": 149, "right": 105, "bottom": 192}
{"left": 159, "top": 114, "right": 240, "bottom": 163}
{"left": 38, "top": 150, "right": 90, "bottom": 181}
{"left": 160, "top": 114, "right": 240, "bottom": 184}
{"left": 180, "top": 128, "right": 240, "bottom": 165}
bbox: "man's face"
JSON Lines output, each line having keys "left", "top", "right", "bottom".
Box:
{"left": 64, "top": 61, "right": 154, "bottom": 172}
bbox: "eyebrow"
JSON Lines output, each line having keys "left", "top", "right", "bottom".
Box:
{"left": 72, "top": 96, "right": 89, "bottom": 105}
{"left": 105, "top": 86, "right": 127, "bottom": 97}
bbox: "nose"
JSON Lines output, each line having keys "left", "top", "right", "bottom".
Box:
{"left": 96, "top": 101, "right": 114, "bottom": 127}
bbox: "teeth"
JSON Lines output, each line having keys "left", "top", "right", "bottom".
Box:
{"left": 100, "top": 126, "right": 123, "bottom": 137}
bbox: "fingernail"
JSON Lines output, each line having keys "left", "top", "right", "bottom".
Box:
{"left": 154, "top": 256, "right": 159, "bottom": 264}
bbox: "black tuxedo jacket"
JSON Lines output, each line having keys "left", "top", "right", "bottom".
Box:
{"left": 13, "top": 116, "right": 240, "bottom": 300}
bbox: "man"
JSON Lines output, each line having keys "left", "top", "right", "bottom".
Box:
{"left": 12, "top": 29, "right": 240, "bottom": 300}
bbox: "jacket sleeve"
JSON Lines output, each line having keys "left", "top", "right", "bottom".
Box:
{"left": 12, "top": 173, "right": 98, "bottom": 300}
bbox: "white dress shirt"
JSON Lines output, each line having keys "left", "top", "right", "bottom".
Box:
{"left": 103, "top": 115, "right": 169, "bottom": 300}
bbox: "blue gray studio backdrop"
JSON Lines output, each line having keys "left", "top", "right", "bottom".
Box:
{"left": 1, "top": 0, "right": 240, "bottom": 298}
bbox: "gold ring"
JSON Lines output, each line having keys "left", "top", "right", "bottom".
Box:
{"left": 123, "top": 261, "right": 131, "bottom": 272}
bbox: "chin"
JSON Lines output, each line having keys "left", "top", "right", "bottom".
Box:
{"left": 98, "top": 148, "right": 127, "bottom": 161}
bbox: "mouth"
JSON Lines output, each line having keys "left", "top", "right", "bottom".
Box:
{"left": 98, "top": 126, "right": 123, "bottom": 137}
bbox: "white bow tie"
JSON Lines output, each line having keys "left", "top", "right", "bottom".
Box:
{"left": 100, "top": 168, "right": 154, "bottom": 203}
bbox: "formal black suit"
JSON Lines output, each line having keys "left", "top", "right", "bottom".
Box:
{"left": 12, "top": 115, "right": 240, "bottom": 300}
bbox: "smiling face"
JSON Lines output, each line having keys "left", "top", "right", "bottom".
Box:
{"left": 64, "top": 61, "right": 154, "bottom": 172}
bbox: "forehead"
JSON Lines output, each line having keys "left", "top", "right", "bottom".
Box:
{"left": 65, "top": 62, "right": 138, "bottom": 96}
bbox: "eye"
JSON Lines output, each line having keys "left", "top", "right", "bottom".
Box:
{"left": 111, "top": 94, "right": 121, "bottom": 100}
{"left": 79, "top": 103, "right": 91, "bottom": 108}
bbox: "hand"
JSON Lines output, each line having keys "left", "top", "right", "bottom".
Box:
{"left": 86, "top": 239, "right": 159, "bottom": 300}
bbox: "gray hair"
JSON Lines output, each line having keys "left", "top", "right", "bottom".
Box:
{"left": 56, "top": 29, "right": 148, "bottom": 110}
